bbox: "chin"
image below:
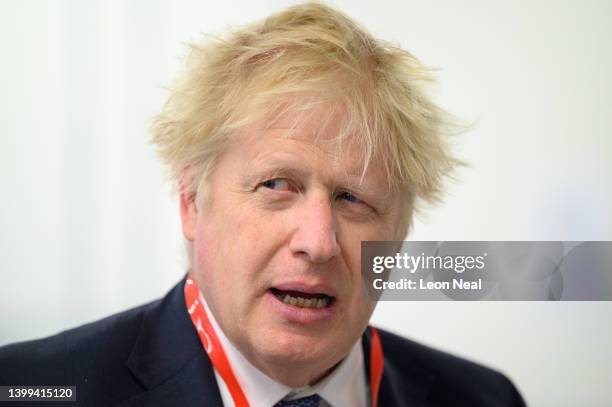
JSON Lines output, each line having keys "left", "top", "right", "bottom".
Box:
{"left": 254, "top": 327, "right": 339, "bottom": 366}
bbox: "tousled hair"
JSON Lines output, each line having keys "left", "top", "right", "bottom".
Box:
{"left": 151, "top": 2, "right": 462, "bottom": 230}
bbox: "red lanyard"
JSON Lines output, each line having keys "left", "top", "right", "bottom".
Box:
{"left": 184, "top": 274, "right": 383, "bottom": 407}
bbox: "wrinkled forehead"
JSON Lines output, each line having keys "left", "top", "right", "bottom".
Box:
{"left": 236, "top": 100, "right": 385, "bottom": 184}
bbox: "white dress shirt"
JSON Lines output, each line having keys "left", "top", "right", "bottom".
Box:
{"left": 199, "top": 292, "right": 369, "bottom": 407}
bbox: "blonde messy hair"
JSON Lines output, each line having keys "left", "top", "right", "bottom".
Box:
{"left": 152, "top": 2, "right": 461, "bottom": 228}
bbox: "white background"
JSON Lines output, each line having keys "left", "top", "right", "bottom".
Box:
{"left": 1, "top": 1, "right": 611, "bottom": 406}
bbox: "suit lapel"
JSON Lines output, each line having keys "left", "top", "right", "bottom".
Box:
{"left": 362, "top": 327, "right": 434, "bottom": 407}
{"left": 118, "top": 356, "right": 223, "bottom": 407}
{"left": 118, "top": 277, "right": 223, "bottom": 407}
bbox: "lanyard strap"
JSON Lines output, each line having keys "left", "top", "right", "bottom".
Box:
{"left": 184, "top": 274, "right": 384, "bottom": 407}
{"left": 185, "top": 276, "right": 249, "bottom": 407}
{"left": 369, "top": 327, "right": 383, "bottom": 407}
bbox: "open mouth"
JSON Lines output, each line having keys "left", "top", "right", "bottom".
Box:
{"left": 269, "top": 288, "right": 335, "bottom": 309}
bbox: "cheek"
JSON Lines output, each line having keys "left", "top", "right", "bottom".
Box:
{"left": 338, "top": 222, "right": 392, "bottom": 272}
{"left": 337, "top": 223, "right": 390, "bottom": 313}
{"left": 342, "top": 292, "right": 376, "bottom": 345}
{"left": 191, "top": 210, "right": 243, "bottom": 296}
{"left": 193, "top": 205, "right": 288, "bottom": 290}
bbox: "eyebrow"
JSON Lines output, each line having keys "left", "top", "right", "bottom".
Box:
{"left": 245, "top": 155, "right": 388, "bottom": 198}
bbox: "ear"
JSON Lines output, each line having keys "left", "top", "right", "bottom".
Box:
{"left": 179, "top": 176, "right": 198, "bottom": 241}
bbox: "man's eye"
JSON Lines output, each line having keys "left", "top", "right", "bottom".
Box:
{"left": 260, "top": 178, "right": 293, "bottom": 191}
{"left": 337, "top": 191, "right": 362, "bottom": 204}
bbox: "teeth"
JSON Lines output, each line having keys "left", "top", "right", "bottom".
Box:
{"left": 280, "top": 293, "right": 330, "bottom": 308}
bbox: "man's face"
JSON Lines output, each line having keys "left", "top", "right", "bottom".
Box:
{"left": 181, "top": 109, "right": 404, "bottom": 385}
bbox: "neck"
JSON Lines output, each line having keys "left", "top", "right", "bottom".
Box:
{"left": 244, "top": 351, "right": 344, "bottom": 388}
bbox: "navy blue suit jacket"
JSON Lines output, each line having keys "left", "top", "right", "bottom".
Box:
{"left": 0, "top": 278, "right": 526, "bottom": 406}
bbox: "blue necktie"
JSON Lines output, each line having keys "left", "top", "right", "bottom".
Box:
{"left": 274, "top": 394, "right": 322, "bottom": 407}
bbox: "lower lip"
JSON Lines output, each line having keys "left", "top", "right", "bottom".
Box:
{"left": 265, "top": 291, "right": 337, "bottom": 324}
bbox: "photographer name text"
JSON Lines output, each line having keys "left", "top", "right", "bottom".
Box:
{"left": 373, "top": 278, "right": 482, "bottom": 291}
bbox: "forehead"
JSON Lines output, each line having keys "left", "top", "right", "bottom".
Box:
{"left": 234, "top": 106, "right": 388, "bottom": 189}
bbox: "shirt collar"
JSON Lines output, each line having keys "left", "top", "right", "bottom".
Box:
{"left": 199, "top": 291, "right": 368, "bottom": 407}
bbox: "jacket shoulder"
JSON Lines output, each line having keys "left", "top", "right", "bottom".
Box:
{"left": 376, "top": 328, "right": 526, "bottom": 406}
{"left": 0, "top": 299, "right": 159, "bottom": 398}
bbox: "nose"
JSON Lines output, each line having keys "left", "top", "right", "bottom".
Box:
{"left": 289, "top": 193, "right": 341, "bottom": 263}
